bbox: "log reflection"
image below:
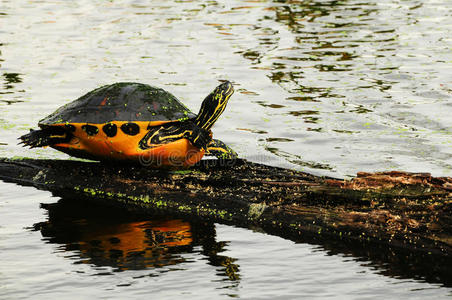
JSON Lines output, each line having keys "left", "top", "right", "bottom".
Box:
{"left": 32, "top": 198, "right": 240, "bottom": 280}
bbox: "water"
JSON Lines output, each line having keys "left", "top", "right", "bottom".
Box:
{"left": 0, "top": 0, "right": 451, "bottom": 298}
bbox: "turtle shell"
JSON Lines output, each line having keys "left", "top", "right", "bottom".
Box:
{"left": 40, "top": 82, "right": 196, "bottom": 125}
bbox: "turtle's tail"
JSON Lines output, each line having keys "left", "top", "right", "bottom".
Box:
{"left": 19, "top": 127, "right": 70, "bottom": 148}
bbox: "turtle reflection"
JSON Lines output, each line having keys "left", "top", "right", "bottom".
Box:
{"left": 32, "top": 198, "right": 240, "bottom": 280}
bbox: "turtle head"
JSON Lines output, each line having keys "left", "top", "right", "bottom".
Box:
{"left": 194, "top": 81, "right": 234, "bottom": 130}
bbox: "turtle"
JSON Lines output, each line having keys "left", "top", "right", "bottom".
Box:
{"left": 19, "top": 81, "right": 237, "bottom": 168}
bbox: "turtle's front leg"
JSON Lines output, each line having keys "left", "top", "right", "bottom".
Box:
{"left": 183, "top": 122, "right": 211, "bottom": 150}
{"left": 139, "top": 121, "right": 210, "bottom": 150}
{"left": 205, "top": 139, "right": 238, "bottom": 159}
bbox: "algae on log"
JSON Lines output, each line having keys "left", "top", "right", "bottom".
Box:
{"left": 0, "top": 157, "right": 450, "bottom": 257}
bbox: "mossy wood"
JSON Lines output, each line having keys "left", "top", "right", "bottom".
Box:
{"left": 0, "top": 157, "right": 450, "bottom": 256}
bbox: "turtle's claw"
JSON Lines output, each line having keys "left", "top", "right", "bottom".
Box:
{"left": 205, "top": 139, "right": 238, "bottom": 160}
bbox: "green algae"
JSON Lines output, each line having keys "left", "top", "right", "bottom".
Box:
{"left": 71, "top": 184, "right": 235, "bottom": 222}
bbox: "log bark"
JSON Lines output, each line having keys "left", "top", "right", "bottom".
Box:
{"left": 0, "top": 157, "right": 450, "bottom": 257}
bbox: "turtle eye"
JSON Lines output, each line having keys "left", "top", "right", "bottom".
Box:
{"left": 214, "top": 92, "right": 225, "bottom": 105}
{"left": 215, "top": 82, "right": 234, "bottom": 105}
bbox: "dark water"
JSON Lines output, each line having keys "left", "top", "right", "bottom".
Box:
{"left": 1, "top": 0, "right": 452, "bottom": 298}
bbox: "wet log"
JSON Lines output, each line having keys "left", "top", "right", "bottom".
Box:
{"left": 0, "top": 157, "right": 450, "bottom": 256}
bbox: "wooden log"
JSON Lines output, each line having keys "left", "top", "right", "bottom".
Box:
{"left": 0, "top": 157, "right": 450, "bottom": 258}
